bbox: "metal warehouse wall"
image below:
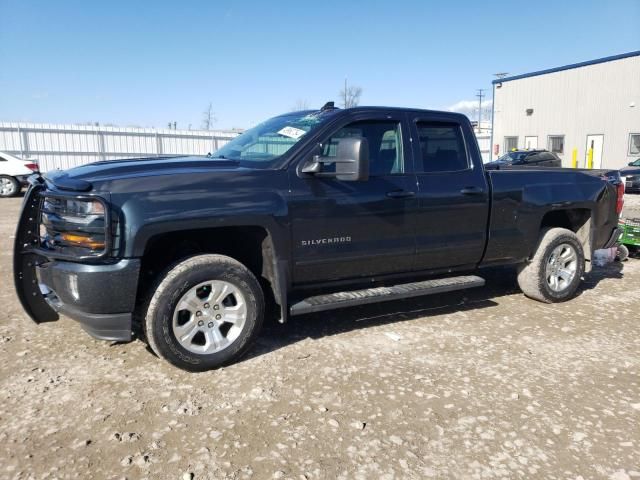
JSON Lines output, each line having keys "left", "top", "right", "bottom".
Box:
{"left": 0, "top": 123, "right": 239, "bottom": 172}
{"left": 476, "top": 133, "right": 491, "bottom": 162}
{"left": 492, "top": 53, "right": 640, "bottom": 168}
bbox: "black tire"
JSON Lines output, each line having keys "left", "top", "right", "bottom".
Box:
{"left": 144, "top": 254, "right": 264, "bottom": 372}
{"left": 616, "top": 244, "right": 629, "bottom": 262}
{"left": 0, "top": 175, "right": 20, "bottom": 197}
{"left": 517, "top": 228, "right": 585, "bottom": 303}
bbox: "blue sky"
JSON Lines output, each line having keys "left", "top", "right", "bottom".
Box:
{"left": 1, "top": 0, "right": 638, "bottom": 130}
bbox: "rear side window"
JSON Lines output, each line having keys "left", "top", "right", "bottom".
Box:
{"left": 523, "top": 153, "right": 541, "bottom": 163}
{"left": 415, "top": 122, "right": 469, "bottom": 172}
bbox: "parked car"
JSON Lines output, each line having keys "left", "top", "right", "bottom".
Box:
{"left": 485, "top": 149, "right": 562, "bottom": 168}
{"left": 0, "top": 151, "right": 39, "bottom": 197}
{"left": 621, "top": 158, "right": 640, "bottom": 193}
{"left": 14, "top": 105, "right": 623, "bottom": 371}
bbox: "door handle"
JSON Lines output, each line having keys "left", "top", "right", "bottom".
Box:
{"left": 386, "top": 190, "right": 415, "bottom": 199}
{"left": 460, "top": 186, "right": 484, "bottom": 195}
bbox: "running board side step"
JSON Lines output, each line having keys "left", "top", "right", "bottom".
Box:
{"left": 289, "top": 275, "right": 485, "bottom": 316}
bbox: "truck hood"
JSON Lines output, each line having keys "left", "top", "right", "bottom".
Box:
{"left": 44, "top": 155, "right": 246, "bottom": 191}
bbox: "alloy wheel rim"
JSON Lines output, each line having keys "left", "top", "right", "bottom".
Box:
{"left": 545, "top": 243, "right": 578, "bottom": 292}
{"left": 172, "top": 280, "right": 247, "bottom": 355}
{"left": 0, "top": 178, "right": 16, "bottom": 196}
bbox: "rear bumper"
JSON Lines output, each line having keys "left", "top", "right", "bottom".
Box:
{"left": 602, "top": 227, "right": 623, "bottom": 249}
{"left": 15, "top": 175, "right": 30, "bottom": 186}
{"left": 626, "top": 177, "right": 640, "bottom": 192}
{"left": 36, "top": 258, "right": 140, "bottom": 341}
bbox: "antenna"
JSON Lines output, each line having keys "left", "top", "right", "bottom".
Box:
{"left": 321, "top": 101, "right": 335, "bottom": 111}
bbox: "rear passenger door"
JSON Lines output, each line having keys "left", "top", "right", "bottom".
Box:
{"left": 542, "top": 152, "right": 561, "bottom": 167}
{"left": 408, "top": 115, "right": 490, "bottom": 272}
{"left": 523, "top": 152, "right": 557, "bottom": 167}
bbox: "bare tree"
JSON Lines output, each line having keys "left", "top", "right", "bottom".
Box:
{"left": 339, "top": 80, "right": 363, "bottom": 108}
{"left": 202, "top": 102, "right": 217, "bottom": 130}
{"left": 291, "top": 99, "right": 309, "bottom": 111}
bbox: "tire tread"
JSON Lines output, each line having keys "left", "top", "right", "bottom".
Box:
{"left": 144, "top": 254, "right": 264, "bottom": 371}
{"left": 517, "top": 227, "right": 584, "bottom": 303}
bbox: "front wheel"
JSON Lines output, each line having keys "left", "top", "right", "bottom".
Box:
{"left": 517, "top": 228, "right": 585, "bottom": 303}
{"left": 144, "top": 254, "right": 264, "bottom": 372}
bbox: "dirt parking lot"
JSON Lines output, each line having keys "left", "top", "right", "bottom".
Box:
{"left": 1, "top": 195, "right": 639, "bottom": 480}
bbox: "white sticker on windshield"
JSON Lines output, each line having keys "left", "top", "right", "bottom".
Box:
{"left": 278, "top": 126, "right": 306, "bottom": 139}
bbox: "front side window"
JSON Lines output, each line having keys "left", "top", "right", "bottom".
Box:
{"left": 212, "top": 110, "right": 337, "bottom": 167}
{"left": 322, "top": 120, "right": 404, "bottom": 175}
{"left": 416, "top": 122, "right": 469, "bottom": 172}
{"left": 629, "top": 134, "right": 640, "bottom": 156}
{"left": 548, "top": 135, "right": 565, "bottom": 154}
{"left": 504, "top": 136, "right": 518, "bottom": 152}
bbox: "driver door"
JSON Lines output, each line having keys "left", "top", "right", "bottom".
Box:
{"left": 287, "top": 112, "right": 417, "bottom": 285}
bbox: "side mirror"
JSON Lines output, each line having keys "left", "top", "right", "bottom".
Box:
{"left": 630, "top": 161, "right": 636, "bottom": 166}
{"left": 301, "top": 137, "right": 369, "bottom": 181}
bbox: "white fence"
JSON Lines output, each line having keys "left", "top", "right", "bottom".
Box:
{"left": 0, "top": 122, "right": 239, "bottom": 172}
{"left": 0, "top": 121, "right": 494, "bottom": 171}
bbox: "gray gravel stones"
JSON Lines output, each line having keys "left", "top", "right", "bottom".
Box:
{"left": 1, "top": 196, "right": 639, "bottom": 479}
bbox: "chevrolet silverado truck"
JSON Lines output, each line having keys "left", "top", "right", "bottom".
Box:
{"left": 14, "top": 104, "right": 624, "bottom": 371}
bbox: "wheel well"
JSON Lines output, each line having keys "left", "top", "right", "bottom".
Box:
{"left": 137, "top": 226, "right": 280, "bottom": 320}
{"left": 540, "top": 209, "right": 590, "bottom": 233}
{"left": 539, "top": 208, "right": 592, "bottom": 262}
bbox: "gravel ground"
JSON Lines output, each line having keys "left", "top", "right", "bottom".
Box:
{"left": 622, "top": 193, "right": 640, "bottom": 220}
{"left": 1, "top": 194, "right": 639, "bottom": 480}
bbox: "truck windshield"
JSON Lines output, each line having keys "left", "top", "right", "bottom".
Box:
{"left": 211, "top": 111, "right": 335, "bottom": 168}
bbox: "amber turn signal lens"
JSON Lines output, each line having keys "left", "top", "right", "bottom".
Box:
{"left": 60, "top": 232, "right": 105, "bottom": 250}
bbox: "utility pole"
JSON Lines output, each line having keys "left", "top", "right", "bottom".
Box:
{"left": 344, "top": 77, "right": 348, "bottom": 109}
{"left": 476, "top": 89, "right": 485, "bottom": 132}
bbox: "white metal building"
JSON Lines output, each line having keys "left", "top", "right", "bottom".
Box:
{"left": 0, "top": 123, "right": 239, "bottom": 172}
{"left": 491, "top": 50, "right": 640, "bottom": 169}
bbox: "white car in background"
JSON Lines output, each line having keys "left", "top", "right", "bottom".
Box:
{"left": 0, "top": 151, "right": 39, "bottom": 197}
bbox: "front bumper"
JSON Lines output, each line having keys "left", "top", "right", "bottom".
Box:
{"left": 36, "top": 259, "right": 140, "bottom": 341}
{"left": 14, "top": 181, "right": 139, "bottom": 342}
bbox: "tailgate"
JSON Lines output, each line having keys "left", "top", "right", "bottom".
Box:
{"left": 13, "top": 184, "right": 59, "bottom": 323}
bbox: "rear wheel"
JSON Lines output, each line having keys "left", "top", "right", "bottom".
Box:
{"left": 517, "top": 228, "right": 585, "bottom": 303}
{"left": 144, "top": 254, "right": 264, "bottom": 372}
{"left": 0, "top": 175, "right": 20, "bottom": 197}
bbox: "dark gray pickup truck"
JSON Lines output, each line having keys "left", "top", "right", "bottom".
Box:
{"left": 14, "top": 105, "right": 624, "bottom": 371}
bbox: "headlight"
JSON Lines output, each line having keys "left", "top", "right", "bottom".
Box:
{"left": 39, "top": 196, "right": 109, "bottom": 258}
